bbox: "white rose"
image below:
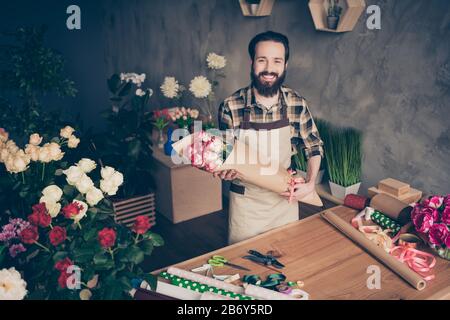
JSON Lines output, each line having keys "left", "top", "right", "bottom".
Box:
{"left": 111, "top": 171, "right": 124, "bottom": 187}
{"left": 100, "top": 166, "right": 116, "bottom": 180}
{"left": 38, "top": 145, "right": 52, "bottom": 163}
{"left": 100, "top": 179, "right": 119, "bottom": 196}
{"left": 135, "top": 88, "right": 145, "bottom": 96}
{"left": 25, "top": 144, "right": 40, "bottom": 162}
{"left": 71, "top": 200, "right": 88, "bottom": 222}
{"left": 0, "top": 267, "right": 27, "bottom": 300}
{"left": 42, "top": 185, "right": 63, "bottom": 202}
{"left": 67, "top": 135, "right": 80, "bottom": 149}
{"left": 77, "top": 158, "right": 97, "bottom": 173}
{"left": 86, "top": 187, "right": 104, "bottom": 206}
{"left": 63, "top": 166, "right": 84, "bottom": 186}
{"left": 48, "top": 142, "right": 64, "bottom": 161}
{"left": 29, "top": 133, "right": 43, "bottom": 146}
{"left": 39, "top": 197, "right": 61, "bottom": 218}
{"left": 60, "top": 126, "right": 75, "bottom": 139}
{"left": 75, "top": 174, "right": 95, "bottom": 194}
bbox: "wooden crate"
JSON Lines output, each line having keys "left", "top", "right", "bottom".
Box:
{"left": 308, "top": 0, "right": 366, "bottom": 33}
{"left": 152, "top": 147, "right": 222, "bottom": 224}
{"left": 113, "top": 193, "right": 156, "bottom": 227}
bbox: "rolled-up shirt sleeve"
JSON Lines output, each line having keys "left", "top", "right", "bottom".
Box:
{"left": 298, "top": 99, "right": 324, "bottom": 160}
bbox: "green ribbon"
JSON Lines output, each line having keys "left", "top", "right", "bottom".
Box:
{"left": 159, "top": 271, "right": 255, "bottom": 300}
{"left": 242, "top": 273, "right": 286, "bottom": 291}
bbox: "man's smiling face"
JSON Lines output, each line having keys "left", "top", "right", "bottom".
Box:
{"left": 251, "top": 40, "right": 288, "bottom": 97}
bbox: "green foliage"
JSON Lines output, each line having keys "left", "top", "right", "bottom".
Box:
{"left": 91, "top": 74, "right": 155, "bottom": 198}
{"left": 321, "top": 122, "right": 362, "bottom": 187}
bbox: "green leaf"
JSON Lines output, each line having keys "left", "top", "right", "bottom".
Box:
{"left": 63, "top": 185, "right": 76, "bottom": 197}
{"left": 52, "top": 251, "right": 68, "bottom": 263}
{"left": 72, "top": 247, "right": 96, "bottom": 263}
{"left": 83, "top": 228, "right": 98, "bottom": 242}
{"left": 139, "top": 240, "right": 154, "bottom": 256}
{"left": 107, "top": 74, "right": 121, "bottom": 93}
{"left": 128, "top": 139, "right": 142, "bottom": 159}
{"left": 141, "top": 273, "right": 157, "bottom": 291}
{"left": 148, "top": 233, "right": 164, "bottom": 247}
{"left": 118, "top": 82, "right": 132, "bottom": 97}
{"left": 93, "top": 252, "right": 109, "bottom": 265}
{"left": 125, "top": 246, "right": 145, "bottom": 265}
{"left": 55, "top": 169, "right": 64, "bottom": 176}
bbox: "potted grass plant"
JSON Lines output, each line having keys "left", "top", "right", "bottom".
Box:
{"left": 327, "top": 0, "right": 343, "bottom": 30}
{"left": 322, "top": 125, "right": 362, "bottom": 199}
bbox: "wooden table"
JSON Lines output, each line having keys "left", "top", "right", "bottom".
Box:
{"left": 153, "top": 205, "right": 450, "bottom": 300}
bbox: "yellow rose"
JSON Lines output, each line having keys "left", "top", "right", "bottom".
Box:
{"left": 67, "top": 135, "right": 80, "bottom": 149}
{"left": 29, "top": 133, "right": 43, "bottom": 146}
{"left": 60, "top": 126, "right": 75, "bottom": 139}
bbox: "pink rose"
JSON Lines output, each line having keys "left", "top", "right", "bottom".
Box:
{"left": 445, "top": 234, "right": 450, "bottom": 248}
{"left": 443, "top": 195, "right": 450, "bottom": 207}
{"left": 413, "top": 212, "right": 434, "bottom": 234}
{"left": 442, "top": 206, "right": 450, "bottom": 225}
{"left": 423, "top": 196, "right": 444, "bottom": 209}
{"left": 428, "top": 223, "right": 449, "bottom": 246}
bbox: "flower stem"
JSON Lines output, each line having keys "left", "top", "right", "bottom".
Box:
{"left": 34, "top": 241, "right": 50, "bottom": 252}
{"left": 41, "top": 163, "right": 45, "bottom": 181}
{"left": 77, "top": 222, "right": 82, "bottom": 230}
{"left": 21, "top": 172, "right": 25, "bottom": 184}
{"left": 134, "top": 233, "right": 140, "bottom": 244}
{"left": 108, "top": 248, "right": 114, "bottom": 260}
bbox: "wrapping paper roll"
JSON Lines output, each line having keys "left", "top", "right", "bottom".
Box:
{"left": 370, "top": 194, "right": 413, "bottom": 225}
{"left": 166, "top": 267, "right": 244, "bottom": 294}
{"left": 320, "top": 210, "right": 426, "bottom": 291}
{"left": 244, "top": 284, "right": 309, "bottom": 300}
{"left": 200, "top": 292, "right": 234, "bottom": 300}
{"left": 172, "top": 133, "right": 323, "bottom": 206}
{"left": 153, "top": 280, "right": 201, "bottom": 300}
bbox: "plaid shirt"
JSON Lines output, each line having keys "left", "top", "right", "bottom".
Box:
{"left": 218, "top": 85, "right": 324, "bottom": 159}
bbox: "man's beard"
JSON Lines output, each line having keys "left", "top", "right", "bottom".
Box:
{"left": 251, "top": 67, "right": 286, "bottom": 97}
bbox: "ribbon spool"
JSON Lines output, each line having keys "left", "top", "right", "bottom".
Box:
{"left": 398, "top": 233, "right": 422, "bottom": 249}
{"left": 344, "top": 194, "right": 370, "bottom": 210}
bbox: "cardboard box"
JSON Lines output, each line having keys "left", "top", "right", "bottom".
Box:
{"left": 152, "top": 147, "right": 222, "bottom": 224}
{"left": 378, "top": 178, "right": 410, "bottom": 197}
{"left": 368, "top": 186, "right": 422, "bottom": 204}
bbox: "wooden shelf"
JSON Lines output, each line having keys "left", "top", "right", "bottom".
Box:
{"left": 239, "top": 0, "right": 275, "bottom": 17}
{"left": 308, "top": 0, "right": 366, "bottom": 33}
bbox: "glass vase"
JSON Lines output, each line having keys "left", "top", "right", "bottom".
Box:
{"left": 432, "top": 246, "right": 450, "bottom": 260}
{"left": 157, "top": 129, "right": 165, "bottom": 149}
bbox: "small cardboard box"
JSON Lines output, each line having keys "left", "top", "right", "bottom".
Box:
{"left": 378, "top": 178, "right": 410, "bottom": 197}
{"left": 368, "top": 186, "right": 422, "bottom": 204}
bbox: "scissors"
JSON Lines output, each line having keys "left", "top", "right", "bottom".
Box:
{"left": 208, "top": 255, "right": 250, "bottom": 271}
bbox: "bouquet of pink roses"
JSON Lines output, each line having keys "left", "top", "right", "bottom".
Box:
{"left": 411, "top": 194, "right": 450, "bottom": 260}
{"left": 173, "top": 131, "right": 323, "bottom": 206}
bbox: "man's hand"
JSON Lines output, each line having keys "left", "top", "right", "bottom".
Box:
{"left": 212, "top": 170, "right": 240, "bottom": 181}
{"left": 280, "top": 178, "right": 315, "bottom": 202}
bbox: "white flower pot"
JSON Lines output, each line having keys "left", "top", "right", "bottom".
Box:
{"left": 297, "top": 169, "right": 325, "bottom": 185}
{"left": 329, "top": 181, "right": 361, "bottom": 200}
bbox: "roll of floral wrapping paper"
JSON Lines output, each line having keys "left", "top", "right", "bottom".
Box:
{"left": 244, "top": 284, "right": 309, "bottom": 300}
{"left": 370, "top": 210, "right": 402, "bottom": 235}
{"left": 166, "top": 267, "right": 244, "bottom": 293}
{"left": 159, "top": 272, "right": 255, "bottom": 300}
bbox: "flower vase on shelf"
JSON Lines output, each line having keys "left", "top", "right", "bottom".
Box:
{"left": 157, "top": 129, "right": 165, "bottom": 149}
{"left": 164, "top": 127, "right": 174, "bottom": 156}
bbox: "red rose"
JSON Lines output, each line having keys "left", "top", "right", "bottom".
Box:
{"left": 58, "top": 271, "right": 70, "bottom": 289}
{"left": 131, "top": 216, "right": 152, "bottom": 234}
{"left": 49, "top": 226, "right": 67, "bottom": 246}
{"left": 442, "top": 206, "right": 450, "bottom": 225}
{"left": 428, "top": 223, "right": 449, "bottom": 246}
{"left": 28, "top": 204, "right": 52, "bottom": 227}
{"left": 62, "top": 202, "right": 81, "bottom": 219}
{"left": 54, "top": 257, "right": 74, "bottom": 272}
{"left": 98, "top": 228, "right": 116, "bottom": 249}
{"left": 20, "top": 226, "right": 39, "bottom": 244}
{"left": 32, "top": 203, "right": 47, "bottom": 215}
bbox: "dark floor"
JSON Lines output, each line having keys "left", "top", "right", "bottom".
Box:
{"left": 143, "top": 196, "right": 337, "bottom": 272}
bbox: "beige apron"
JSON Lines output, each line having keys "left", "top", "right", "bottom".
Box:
{"left": 228, "top": 98, "right": 298, "bottom": 244}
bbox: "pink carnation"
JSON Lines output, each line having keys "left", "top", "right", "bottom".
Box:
{"left": 423, "top": 196, "right": 444, "bottom": 209}
{"left": 413, "top": 212, "right": 434, "bottom": 234}
{"left": 442, "top": 206, "right": 450, "bottom": 225}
